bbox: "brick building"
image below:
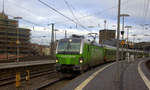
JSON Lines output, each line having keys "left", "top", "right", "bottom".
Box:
{"left": 99, "top": 29, "right": 116, "bottom": 44}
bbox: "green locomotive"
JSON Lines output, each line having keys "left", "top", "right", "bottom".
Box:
{"left": 55, "top": 35, "right": 116, "bottom": 73}
{"left": 55, "top": 35, "right": 148, "bottom": 74}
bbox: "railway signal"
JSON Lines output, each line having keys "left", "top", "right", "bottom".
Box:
{"left": 121, "top": 40, "right": 125, "bottom": 45}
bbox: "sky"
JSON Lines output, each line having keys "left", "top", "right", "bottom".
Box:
{"left": 0, "top": 0, "right": 150, "bottom": 45}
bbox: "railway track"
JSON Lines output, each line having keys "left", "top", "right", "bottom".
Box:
{"left": 0, "top": 63, "right": 58, "bottom": 90}
{"left": 0, "top": 70, "right": 56, "bottom": 86}
{"left": 37, "top": 75, "right": 74, "bottom": 90}
{"left": 37, "top": 78, "right": 72, "bottom": 90}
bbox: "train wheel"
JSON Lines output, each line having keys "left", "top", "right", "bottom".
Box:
{"left": 104, "top": 56, "right": 107, "bottom": 63}
{"left": 57, "top": 72, "right": 65, "bottom": 79}
{"left": 80, "top": 66, "right": 84, "bottom": 74}
{"left": 80, "top": 70, "right": 84, "bottom": 74}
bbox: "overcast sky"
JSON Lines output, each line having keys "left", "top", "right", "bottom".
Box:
{"left": 0, "top": 0, "right": 150, "bottom": 45}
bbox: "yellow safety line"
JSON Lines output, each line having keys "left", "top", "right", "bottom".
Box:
{"left": 138, "top": 60, "right": 150, "bottom": 90}
{"left": 75, "top": 62, "right": 114, "bottom": 90}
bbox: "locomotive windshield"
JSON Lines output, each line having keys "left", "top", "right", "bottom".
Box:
{"left": 57, "top": 39, "right": 81, "bottom": 54}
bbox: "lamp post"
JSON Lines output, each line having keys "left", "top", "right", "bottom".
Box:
{"left": 116, "top": 0, "right": 121, "bottom": 82}
{"left": 141, "top": 24, "right": 149, "bottom": 30}
{"left": 124, "top": 26, "right": 132, "bottom": 63}
{"left": 4, "top": 18, "right": 8, "bottom": 60}
{"left": 65, "top": 30, "right": 67, "bottom": 38}
{"left": 144, "top": 34, "right": 150, "bottom": 37}
{"left": 14, "top": 17, "right": 22, "bottom": 62}
{"left": 120, "top": 14, "right": 130, "bottom": 39}
{"left": 112, "top": 25, "right": 116, "bottom": 29}
{"left": 125, "top": 26, "right": 132, "bottom": 48}
{"left": 120, "top": 14, "right": 130, "bottom": 60}
{"left": 47, "top": 23, "right": 55, "bottom": 57}
{"left": 132, "top": 34, "right": 136, "bottom": 46}
{"left": 104, "top": 20, "right": 107, "bottom": 42}
{"left": 143, "top": 34, "right": 150, "bottom": 57}
{"left": 131, "top": 34, "right": 136, "bottom": 59}
{"left": 137, "top": 38, "right": 141, "bottom": 57}
{"left": 51, "top": 23, "right": 54, "bottom": 58}
{"left": 54, "top": 29, "right": 59, "bottom": 41}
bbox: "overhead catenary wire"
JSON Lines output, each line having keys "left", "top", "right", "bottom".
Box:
{"left": 77, "top": 0, "right": 132, "bottom": 20}
{"left": 8, "top": 0, "right": 46, "bottom": 19}
{"left": 63, "top": 0, "right": 98, "bottom": 26}
{"left": 63, "top": 0, "right": 83, "bottom": 28}
{"left": 3, "top": 0, "right": 149, "bottom": 35}
{"left": 9, "top": 0, "right": 82, "bottom": 28}
{"left": 143, "top": 0, "right": 150, "bottom": 23}
{"left": 8, "top": 0, "right": 133, "bottom": 30}
{"left": 5, "top": 0, "right": 84, "bottom": 29}
{"left": 2, "top": 0, "right": 4, "bottom": 14}
{"left": 7, "top": 14, "right": 52, "bottom": 36}
{"left": 8, "top": 0, "right": 67, "bottom": 26}
{"left": 120, "top": 0, "right": 149, "bottom": 29}
{"left": 7, "top": 14, "right": 46, "bottom": 27}
{"left": 38, "top": 0, "right": 89, "bottom": 31}
{"left": 124, "top": 0, "right": 150, "bottom": 41}
{"left": 143, "top": 0, "right": 147, "bottom": 20}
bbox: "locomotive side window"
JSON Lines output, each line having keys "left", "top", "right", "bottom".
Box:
{"left": 88, "top": 45, "right": 89, "bottom": 52}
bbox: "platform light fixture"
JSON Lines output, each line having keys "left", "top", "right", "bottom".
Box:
{"left": 120, "top": 14, "right": 130, "bottom": 62}
{"left": 116, "top": 0, "right": 121, "bottom": 82}
{"left": 14, "top": 17, "right": 22, "bottom": 62}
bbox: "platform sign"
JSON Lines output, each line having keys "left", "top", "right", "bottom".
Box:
{"left": 16, "top": 40, "right": 20, "bottom": 44}
{"left": 121, "top": 40, "right": 125, "bottom": 45}
{"left": 16, "top": 72, "right": 21, "bottom": 87}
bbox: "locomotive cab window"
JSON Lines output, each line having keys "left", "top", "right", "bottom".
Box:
{"left": 57, "top": 39, "right": 81, "bottom": 54}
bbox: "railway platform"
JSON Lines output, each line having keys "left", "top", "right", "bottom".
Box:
{"left": 61, "top": 58, "right": 150, "bottom": 90}
{"left": 0, "top": 60, "right": 57, "bottom": 90}
{"left": 0, "top": 60, "right": 55, "bottom": 70}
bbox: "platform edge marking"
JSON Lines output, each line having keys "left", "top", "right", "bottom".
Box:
{"left": 138, "top": 60, "right": 150, "bottom": 90}
{"left": 74, "top": 62, "right": 114, "bottom": 90}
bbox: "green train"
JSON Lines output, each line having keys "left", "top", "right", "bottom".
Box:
{"left": 55, "top": 35, "right": 148, "bottom": 74}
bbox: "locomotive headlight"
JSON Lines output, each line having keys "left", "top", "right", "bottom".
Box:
{"left": 79, "top": 59, "right": 83, "bottom": 63}
{"left": 69, "top": 39, "right": 72, "bottom": 42}
{"left": 56, "top": 60, "right": 58, "bottom": 63}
